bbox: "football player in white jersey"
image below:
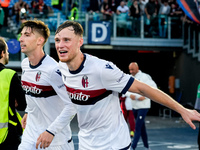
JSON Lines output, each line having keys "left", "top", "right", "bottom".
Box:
{"left": 18, "top": 20, "right": 76, "bottom": 150}
{"left": 53, "top": 20, "right": 200, "bottom": 150}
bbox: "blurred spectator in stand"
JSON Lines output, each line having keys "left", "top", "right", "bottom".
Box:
{"left": 0, "top": 4, "right": 4, "bottom": 31}
{"left": 110, "top": 0, "right": 119, "bottom": 13}
{"left": 88, "top": 0, "right": 101, "bottom": 13}
{"left": 129, "top": 0, "right": 141, "bottom": 36}
{"left": 169, "top": 0, "right": 183, "bottom": 17}
{"left": 87, "top": 0, "right": 101, "bottom": 21}
{"left": 116, "top": 0, "right": 129, "bottom": 36}
{"left": 68, "top": 3, "right": 79, "bottom": 21}
{"left": 30, "top": 0, "right": 38, "bottom": 14}
{"left": 16, "top": 4, "right": 28, "bottom": 41}
{"left": 10, "top": 0, "right": 28, "bottom": 28}
{"left": 116, "top": 0, "right": 129, "bottom": 15}
{"left": 19, "top": 1, "right": 30, "bottom": 27}
{"left": 101, "top": 0, "right": 113, "bottom": 20}
{"left": 144, "top": 0, "right": 157, "bottom": 37}
{"left": 24, "top": 2, "right": 30, "bottom": 14}
{"left": 169, "top": 0, "right": 183, "bottom": 20}
{"left": 169, "top": 1, "right": 183, "bottom": 38}
{"left": 20, "top": 2, "right": 30, "bottom": 17}
{"left": 168, "top": 0, "right": 175, "bottom": 7}
{"left": 51, "top": 0, "right": 63, "bottom": 10}
{"left": 34, "top": 0, "right": 49, "bottom": 18}
{"left": 139, "top": 0, "right": 148, "bottom": 15}
{"left": 158, "top": 0, "right": 171, "bottom": 38}
{"left": 0, "top": 0, "right": 10, "bottom": 26}
{"left": 11, "top": 1, "right": 21, "bottom": 26}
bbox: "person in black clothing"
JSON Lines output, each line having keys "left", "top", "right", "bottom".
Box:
{"left": 129, "top": 0, "right": 141, "bottom": 36}
{"left": 101, "top": 0, "right": 113, "bottom": 20}
{"left": 0, "top": 37, "right": 26, "bottom": 150}
{"left": 88, "top": 0, "right": 101, "bottom": 13}
{"left": 144, "top": 0, "right": 158, "bottom": 36}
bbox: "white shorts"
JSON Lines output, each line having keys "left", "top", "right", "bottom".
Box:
{"left": 18, "top": 140, "right": 74, "bottom": 150}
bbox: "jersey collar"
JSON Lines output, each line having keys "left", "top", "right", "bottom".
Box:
{"left": 69, "top": 53, "right": 86, "bottom": 74}
{"left": 29, "top": 54, "right": 47, "bottom": 69}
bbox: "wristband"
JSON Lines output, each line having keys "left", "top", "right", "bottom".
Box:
{"left": 46, "top": 130, "right": 55, "bottom": 136}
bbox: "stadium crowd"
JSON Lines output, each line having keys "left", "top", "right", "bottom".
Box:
{"left": 0, "top": 0, "right": 196, "bottom": 38}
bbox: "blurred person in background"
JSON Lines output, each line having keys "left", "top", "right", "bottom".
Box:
{"left": 129, "top": 0, "right": 141, "bottom": 36}
{"left": 101, "top": 0, "right": 113, "bottom": 20}
{"left": 68, "top": 2, "right": 79, "bottom": 21}
{"left": 110, "top": 0, "right": 119, "bottom": 13}
{"left": 158, "top": 0, "right": 171, "bottom": 38}
{"left": 120, "top": 94, "right": 136, "bottom": 138}
{"left": 116, "top": 0, "right": 129, "bottom": 15}
{"left": 0, "top": 37, "right": 26, "bottom": 150}
{"left": 126, "top": 62, "right": 157, "bottom": 150}
{"left": 144, "top": 0, "right": 157, "bottom": 37}
{"left": 34, "top": 0, "right": 49, "bottom": 18}
{"left": 87, "top": 0, "right": 101, "bottom": 13}
{"left": 139, "top": 0, "right": 148, "bottom": 15}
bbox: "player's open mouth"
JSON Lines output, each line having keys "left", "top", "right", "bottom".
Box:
{"left": 60, "top": 51, "right": 68, "bottom": 54}
{"left": 21, "top": 45, "right": 26, "bottom": 48}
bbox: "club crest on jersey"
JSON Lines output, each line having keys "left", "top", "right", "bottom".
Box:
{"left": 35, "top": 71, "right": 41, "bottom": 82}
{"left": 82, "top": 75, "right": 89, "bottom": 88}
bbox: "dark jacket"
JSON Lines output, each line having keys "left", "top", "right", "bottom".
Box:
{"left": 130, "top": 4, "right": 141, "bottom": 18}
{"left": 0, "top": 63, "right": 26, "bottom": 148}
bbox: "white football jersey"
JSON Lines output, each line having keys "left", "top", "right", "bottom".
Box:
{"left": 21, "top": 55, "right": 75, "bottom": 147}
{"left": 59, "top": 54, "right": 134, "bottom": 150}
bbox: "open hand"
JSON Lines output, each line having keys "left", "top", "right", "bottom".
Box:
{"left": 36, "top": 131, "right": 54, "bottom": 149}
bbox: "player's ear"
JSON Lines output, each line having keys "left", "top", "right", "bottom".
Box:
{"left": 0, "top": 50, "right": 5, "bottom": 59}
{"left": 79, "top": 37, "right": 83, "bottom": 47}
{"left": 38, "top": 36, "right": 45, "bottom": 45}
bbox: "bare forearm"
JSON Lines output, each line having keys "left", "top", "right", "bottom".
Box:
{"left": 128, "top": 79, "right": 200, "bottom": 129}
{"left": 129, "top": 79, "right": 184, "bottom": 113}
{"left": 143, "top": 87, "right": 185, "bottom": 113}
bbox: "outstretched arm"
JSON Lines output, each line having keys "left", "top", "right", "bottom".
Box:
{"left": 128, "top": 79, "right": 200, "bottom": 129}
{"left": 125, "top": 91, "right": 145, "bottom": 101}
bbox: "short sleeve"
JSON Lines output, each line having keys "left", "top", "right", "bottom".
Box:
{"left": 100, "top": 61, "right": 134, "bottom": 94}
